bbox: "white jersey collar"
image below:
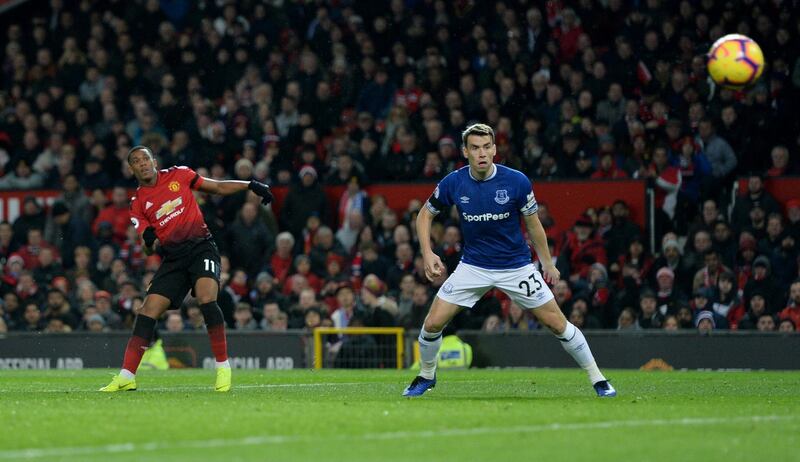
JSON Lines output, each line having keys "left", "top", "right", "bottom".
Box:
{"left": 469, "top": 164, "right": 497, "bottom": 182}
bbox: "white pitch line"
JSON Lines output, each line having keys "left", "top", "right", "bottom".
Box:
{"left": 0, "top": 379, "right": 524, "bottom": 394}
{"left": 0, "top": 415, "right": 794, "bottom": 460}
{"left": 0, "top": 381, "right": 377, "bottom": 393}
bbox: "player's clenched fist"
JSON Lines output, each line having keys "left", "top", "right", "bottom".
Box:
{"left": 142, "top": 226, "right": 157, "bottom": 248}
{"left": 541, "top": 263, "right": 560, "bottom": 285}
{"left": 248, "top": 180, "right": 273, "bottom": 205}
{"left": 422, "top": 252, "right": 444, "bottom": 282}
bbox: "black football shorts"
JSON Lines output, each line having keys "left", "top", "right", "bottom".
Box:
{"left": 147, "top": 239, "right": 221, "bottom": 309}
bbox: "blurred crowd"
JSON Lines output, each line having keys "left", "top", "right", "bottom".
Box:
{"left": 0, "top": 0, "right": 799, "bottom": 335}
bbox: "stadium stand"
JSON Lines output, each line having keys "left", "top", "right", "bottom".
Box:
{"left": 0, "top": 0, "right": 798, "bottom": 337}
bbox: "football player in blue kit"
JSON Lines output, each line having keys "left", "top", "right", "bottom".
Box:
{"left": 403, "top": 123, "right": 616, "bottom": 398}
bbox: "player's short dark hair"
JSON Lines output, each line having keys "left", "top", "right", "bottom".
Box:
{"left": 127, "top": 145, "right": 154, "bottom": 164}
{"left": 461, "top": 123, "right": 495, "bottom": 147}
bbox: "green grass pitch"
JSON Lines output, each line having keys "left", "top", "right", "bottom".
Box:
{"left": 0, "top": 369, "right": 798, "bottom": 462}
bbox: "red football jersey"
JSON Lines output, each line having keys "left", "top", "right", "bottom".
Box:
{"left": 129, "top": 166, "right": 210, "bottom": 250}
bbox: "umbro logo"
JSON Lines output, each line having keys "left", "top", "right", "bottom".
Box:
{"left": 145, "top": 201, "right": 153, "bottom": 210}
{"left": 460, "top": 196, "right": 470, "bottom": 204}
{"left": 442, "top": 282, "right": 454, "bottom": 294}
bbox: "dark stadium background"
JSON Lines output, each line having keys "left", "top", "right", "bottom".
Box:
{"left": 0, "top": 0, "right": 798, "bottom": 347}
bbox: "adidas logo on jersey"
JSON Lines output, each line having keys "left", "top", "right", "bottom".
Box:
{"left": 461, "top": 211, "right": 511, "bottom": 222}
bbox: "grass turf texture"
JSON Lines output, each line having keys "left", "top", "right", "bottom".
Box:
{"left": 0, "top": 369, "right": 797, "bottom": 462}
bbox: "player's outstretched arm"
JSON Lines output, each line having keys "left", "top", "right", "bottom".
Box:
{"left": 198, "top": 178, "right": 273, "bottom": 205}
{"left": 416, "top": 206, "right": 445, "bottom": 282}
{"left": 523, "top": 213, "right": 560, "bottom": 285}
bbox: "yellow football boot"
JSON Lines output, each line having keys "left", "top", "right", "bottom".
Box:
{"left": 99, "top": 374, "right": 137, "bottom": 392}
{"left": 215, "top": 367, "right": 232, "bottom": 392}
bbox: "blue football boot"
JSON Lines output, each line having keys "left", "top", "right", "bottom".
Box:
{"left": 593, "top": 380, "right": 617, "bottom": 397}
{"left": 402, "top": 375, "right": 436, "bottom": 397}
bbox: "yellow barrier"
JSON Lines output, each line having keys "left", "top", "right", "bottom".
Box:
{"left": 313, "top": 327, "right": 405, "bottom": 369}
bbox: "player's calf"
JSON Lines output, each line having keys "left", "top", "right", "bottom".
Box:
{"left": 199, "top": 300, "right": 232, "bottom": 390}
{"left": 100, "top": 314, "right": 156, "bottom": 391}
{"left": 533, "top": 301, "right": 615, "bottom": 396}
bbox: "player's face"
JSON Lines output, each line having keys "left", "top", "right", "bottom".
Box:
{"left": 463, "top": 134, "right": 496, "bottom": 175}
{"left": 128, "top": 149, "right": 158, "bottom": 183}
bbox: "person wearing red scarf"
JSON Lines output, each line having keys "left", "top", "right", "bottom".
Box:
{"left": 559, "top": 214, "right": 607, "bottom": 281}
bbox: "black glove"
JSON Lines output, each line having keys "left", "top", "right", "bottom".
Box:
{"left": 143, "top": 226, "right": 157, "bottom": 248}
{"left": 248, "top": 180, "right": 273, "bottom": 205}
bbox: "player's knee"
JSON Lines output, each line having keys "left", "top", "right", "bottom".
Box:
{"left": 132, "top": 314, "right": 157, "bottom": 340}
{"left": 195, "top": 294, "right": 216, "bottom": 305}
{"left": 542, "top": 314, "right": 567, "bottom": 335}
{"left": 534, "top": 303, "right": 567, "bottom": 334}
{"left": 198, "top": 301, "right": 224, "bottom": 327}
{"left": 139, "top": 303, "right": 163, "bottom": 319}
{"left": 422, "top": 317, "right": 444, "bottom": 333}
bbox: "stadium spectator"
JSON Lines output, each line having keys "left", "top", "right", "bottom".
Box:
{"left": 227, "top": 202, "right": 272, "bottom": 277}
{"left": 0, "top": 222, "right": 19, "bottom": 267}
{"left": 662, "top": 315, "right": 679, "bottom": 331}
{"left": 20, "top": 302, "right": 44, "bottom": 332}
{"left": 638, "top": 290, "right": 663, "bottom": 329}
{"left": 92, "top": 187, "right": 130, "bottom": 245}
{"left": 308, "top": 226, "right": 347, "bottom": 276}
{"left": 696, "top": 310, "right": 715, "bottom": 334}
{"left": 94, "top": 290, "right": 122, "bottom": 330}
{"left": 165, "top": 313, "right": 186, "bottom": 333}
{"left": 692, "top": 250, "right": 731, "bottom": 293}
{"left": 766, "top": 145, "right": 794, "bottom": 177}
{"left": 280, "top": 166, "right": 327, "bottom": 241}
{"left": 269, "top": 311, "right": 289, "bottom": 331}
{"left": 778, "top": 280, "right": 800, "bottom": 328}
{"left": 756, "top": 314, "right": 777, "bottom": 332}
{"left": 270, "top": 232, "right": 295, "bottom": 284}
{"left": 732, "top": 174, "right": 781, "bottom": 231}
{"left": 711, "top": 272, "right": 742, "bottom": 327}
{"left": 558, "top": 214, "right": 607, "bottom": 279}
{"left": 12, "top": 198, "right": 46, "bottom": 248}
{"left": 778, "top": 319, "right": 796, "bottom": 333}
{"left": 44, "top": 202, "right": 93, "bottom": 268}
{"left": 331, "top": 286, "right": 358, "bottom": 329}
{"left": 0, "top": 159, "right": 45, "bottom": 190}
{"left": 233, "top": 302, "right": 258, "bottom": 331}
{"left": 736, "top": 292, "right": 769, "bottom": 331}
{"left": 743, "top": 256, "right": 783, "bottom": 313}
{"left": 616, "top": 307, "right": 639, "bottom": 330}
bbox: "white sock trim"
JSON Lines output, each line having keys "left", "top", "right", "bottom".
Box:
{"left": 119, "top": 369, "right": 135, "bottom": 380}
{"left": 420, "top": 327, "right": 443, "bottom": 341}
{"left": 215, "top": 360, "right": 231, "bottom": 369}
{"left": 418, "top": 327, "right": 443, "bottom": 380}
{"left": 557, "top": 322, "right": 576, "bottom": 341}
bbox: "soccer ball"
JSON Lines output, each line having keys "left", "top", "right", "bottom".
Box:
{"left": 707, "top": 34, "right": 765, "bottom": 89}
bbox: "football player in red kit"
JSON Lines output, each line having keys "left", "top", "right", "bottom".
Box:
{"left": 100, "top": 146, "right": 273, "bottom": 392}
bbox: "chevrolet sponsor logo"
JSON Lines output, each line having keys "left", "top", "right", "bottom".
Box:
{"left": 155, "top": 197, "right": 183, "bottom": 219}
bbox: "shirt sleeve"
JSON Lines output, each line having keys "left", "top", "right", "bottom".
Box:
{"left": 425, "top": 174, "right": 454, "bottom": 215}
{"left": 517, "top": 174, "right": 539, "bottom": 216}
{"left": 129, "top": 197, "right": 150, "bottom": 234}
{"left": 176, "top": 166, "right": 204, "bottom": 190}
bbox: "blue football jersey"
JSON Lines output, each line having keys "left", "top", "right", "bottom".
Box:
{"left": 426, "top": 164, "right": 538, "bottom": 269}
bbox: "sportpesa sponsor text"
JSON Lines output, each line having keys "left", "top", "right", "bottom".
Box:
{"left": 461, "top": 211, "right": 511, "bottom": 222}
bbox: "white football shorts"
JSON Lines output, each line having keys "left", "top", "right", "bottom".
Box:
{"left": 436, "top": 262, "right": 555, "bottom": 309}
